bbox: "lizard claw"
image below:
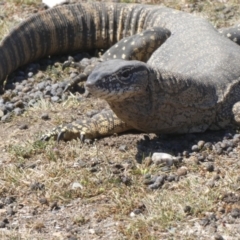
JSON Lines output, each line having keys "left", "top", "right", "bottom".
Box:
{"left": 80, "top": 132, "right": 85, "bottom": 142}
{"left": 57, "top": 131, "right": 65, "bottom": 142}
{"left": 63, "top": 73, "right": 88, "bottom": 93}
{"left": 40, "top": 135, "right": 50, "bottom": 141}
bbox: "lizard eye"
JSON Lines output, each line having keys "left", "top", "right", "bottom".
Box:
{"left": 121, "top": 69, "right": 131, "bottom": 78}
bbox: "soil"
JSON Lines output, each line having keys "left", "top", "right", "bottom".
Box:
{"left": 1, "top": 1, "right": 240, "bottom": 239}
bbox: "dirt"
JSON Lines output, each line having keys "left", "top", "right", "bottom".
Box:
{"left": 1, "top": 0, "right": 240, "bottom": 239}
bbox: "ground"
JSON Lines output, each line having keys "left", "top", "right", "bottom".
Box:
{"left": 1, "top": 0, "right": 240, "bottom": 239}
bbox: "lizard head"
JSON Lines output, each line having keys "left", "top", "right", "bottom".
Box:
{"left": 86, "top": 59, "right": 150, "bottom": 101}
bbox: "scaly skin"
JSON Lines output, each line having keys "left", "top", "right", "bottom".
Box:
{"left": 1, "top": 2, "right": 240, "bottom": 140}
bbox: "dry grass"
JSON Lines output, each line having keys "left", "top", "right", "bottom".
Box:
{"left": 1, "top": 0, "right": 240, "bottom": 239}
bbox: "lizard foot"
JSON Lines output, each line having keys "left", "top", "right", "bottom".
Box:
{"left": 40, "top": 110, "right": 133, "bottom": 142}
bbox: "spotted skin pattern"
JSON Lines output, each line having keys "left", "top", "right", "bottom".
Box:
{"left": 219, "top": 24, "right": 240, "bottom": 46}
{"left": 63, "top": 27, "right": 171, "bottom": 92}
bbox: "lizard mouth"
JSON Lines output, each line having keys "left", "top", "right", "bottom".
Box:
{"left": 85, "top": 80, "right": 112, "bottom": 99}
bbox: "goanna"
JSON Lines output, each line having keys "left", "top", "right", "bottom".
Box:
{"left": 1, "top": 3, "right": 240, "bottom": 141}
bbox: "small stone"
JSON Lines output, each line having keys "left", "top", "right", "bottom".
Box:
{"left": 121, "top": 175, "right": 131, "bottom": 185}
{"left": 19, "top": 124, "right": 28, "bottom": 130}
{"left": 191, "top": 145, "right": 199, "bottom": 152}
{"left": 197, "top": 140, "right": 205, "bottom": 149}
{"left": 89, "top": 228, "right": 96, "bottom": 234}
{"left": 30, "top": 182, "right": 45, "bottom": 191}
{"left": 133, "top": 208, "right": 142, "bottom": 215}
{"left": 4, "top": 197, "right": 16, "bottom": 205}
{"left": 22, "top": 86, "right": 31, "bottom": 93}
{"left": 184, "top": 205, "right": 192, "bottom": 213}
{"left": 233, "top": 134, "right": 240, "bottom": 140}
{"left": 7, "top": 206, "right": 16, "bottom": 216}
{"left": 39, "top": 197, "right": 49, "bottom": 206}
{"left": 177, "top": 167, "right": 188, "bottom": 176}
{"left": 197, "top": 155, "right": 205, "bottom": 162}
{"left": 41, "top": 113, "right": 50, "bottom": 120}
{"left": 230, "top": 208, "right": 240, "bottom": 218}
{"left": 167, "top": 175, "right": 176, "bottom": 182}
{"left": 215, "top": 147, "right": 223, "bottom": 155}
{"left": 182, "top": 150, "right": 189, "bottom": 157}
{"left": 70, "top": 72, "right": 78, "bottom": 78}
{"left": 0, "top": 222, "right": 5, "bottom": 228}
{"left": 205, "top": 163, "right": 214, "bottom": 172}
{"left": 148, "top": 182, "right": 161, "bottom": 190}
{"left": 28, "top": 72, "right": 34, "bottom": 78}
{"left": 13, "top": 108, "right": 24, "bottom": 116}
{"left": 199, "top": 217, "right": 210, "bottom": 226}
{"left": 51, "top": 96, "right": 60, "bottom": 102}
{"left": 5, "top": 102, "right": 14, "bottom": 111}
{"left": 89, "top": 167, "right": 98, "bottom": 173}
{"left": 1, "top": 113, "right": 11, "bottom": 122}
{"left": 207, "top": 154, "right": 214, "bottom": 161}
{"left": 207, "top": 180, "right": 215, "bottom": 188}
{"left": 155, "top": 175, "right": 165, "bottom": 185}
{"left": 0, "top": 109, "right": 4, "bottom": 117}
{"left": 71, "top": 182, "right": 83, "bottom": 190}
{"left": 119, "top": 145, "right": 127, "bottom": 152}
{"left": 152, "top": 152, "right": 174, "bottom": 165}
{"left": 214, "top": 233, "right": 224, "bottom": 240}
{"left": 204, "top": 142, "right": 213, "bottom": 150}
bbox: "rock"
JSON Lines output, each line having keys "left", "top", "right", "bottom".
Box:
{"left": 230, "top": 208, "right": 240, "bottom": 218}
{"left": 118, "top": 145, "right": 128, "bottom": 152}
{"left": 19, "top": 124, "right": 28, "bottom": 130}
{"left": 1, "top": 113, "right": 11, "bottom": 122}
{"left": 191, "top": 144, "right": 199, "bottom": 152}
{"left": 51, "top": 96, "right": 60, "bottom": 102}
{"left": 28, "top": 72, "right": 34, "bottom": 78}
{"left": 182, "top": 150, "right": 189, "bottom": 157}
{"left": 214, "top": 233, "right": 224, "bottom": 240}
{"left": 205, "top": 163, "right": 214, "bottom": 172}
{"left": 41, "top": 113, "right": 50, "bottom": 120}
{"left": 152, "top": 152, "right": 174, "bottom": 165}
{"left": 183, "top": 205, "right": 192, "bottom": 213}
{"left": 177, "top": 166, "right": 188, "bottom": 176}
{"left": 13, "top": 108, "right": 24, "bottom": 116}
{"left": 0, "top": 109, "right": 4, "bottom": 117}
{"left": 197, "top": 140, "right": 205, "bottom": 149}
{"left": 204, "top": 142, "right": 213, "bottom": 150}
{"left": 71, "top": 182, "right": 83, "bottom": 190}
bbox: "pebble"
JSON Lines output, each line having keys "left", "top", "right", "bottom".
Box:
{"left": 204, "top": 142, "right": 213, "bottom": 150}
{"left": 19, "top": 124, "right": 28, "bottom": 130}
{"left": 51, "top": 96, "right": 60, "bottom": 102}
{"left": 41, "top": 113, "right": 50, "bottom": 120}
{"left": 13, "top": 107, "right": 24, "bottom": 115}
{"left": 0, "top": 222, "right": 5, "bottom": 228}
{"left": 214, "top": 233, "right": 224, "bottom": 240}
{"left": 71, "top": 182, "right": 83, "bottom": 190}
{"left": 191, "top": 144, "right": 199, "bottom": 152}
{"left": 230, "top": 208, "right": 240, "bottom": 218}
{"left": 182, "top": 150, "right": 189, "bottom": 157}
{"left": 152, "top": 152, "right": 174, "bottom": 165}
{"left": 177, "top": 166, "right": 188, "bottom": 176}
{"left": 118, "top": 145, "right": 128, "bottom": 152}
{"left": 1, "top": 113, "right": 11, "bottom": 122}
{"left": 205, "top": 163, "right": 214, "bottom": 172}
{"left": 183, "top": 205, "right": 192, "bottom": 213}
{"left": 0, "top": 109, "right": 4, "bottom": 117}
{"left": 197, "top": 140, "right": 205, "bottom": 149}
